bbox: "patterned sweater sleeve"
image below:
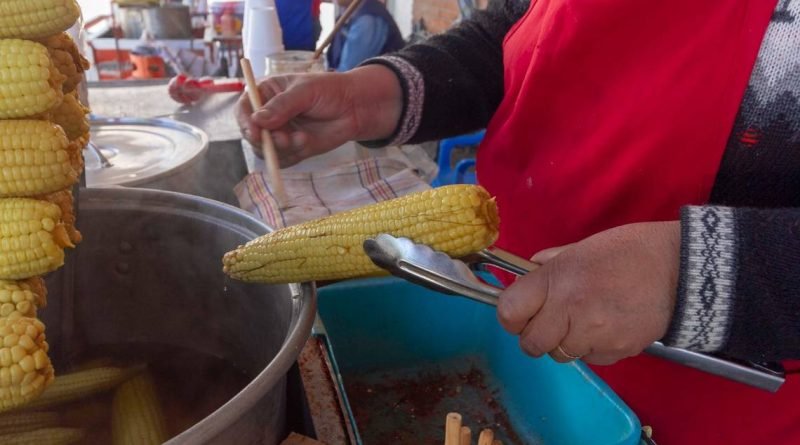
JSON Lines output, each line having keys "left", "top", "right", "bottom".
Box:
{"left": 360, "top": 0, "right": 530, "bottom": 146}
{"left": 662, "top": 206, "right": 800, "bottom": 363}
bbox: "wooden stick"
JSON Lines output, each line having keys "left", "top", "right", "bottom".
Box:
{"left": 240, "top": 57, "right": 288, "bottom": 210}
{"left": 477, "top": 429, "right": 494, "bottom": 445}
{"left": 459, "top": 426, "right": 472, "bottom": 445}
{"left": 445, "top": 413, "right": 463, "bottom": 445}
{"left": 312, "top": 0, "right": 366, "bottom": 60}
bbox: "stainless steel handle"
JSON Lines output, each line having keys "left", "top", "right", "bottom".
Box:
{"left": 472, "top": 247, "right": 539, "bottom": 276}
{"left": 643, "top": 342, "right": 784, "bottom": 392}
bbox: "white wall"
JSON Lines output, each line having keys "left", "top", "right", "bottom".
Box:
{"left": 387, "top": 0, "right": 413, "bottom": 38}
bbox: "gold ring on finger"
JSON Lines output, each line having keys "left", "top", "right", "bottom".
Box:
{"left": 551, "top": 345, "right": 582, "bottom": 363}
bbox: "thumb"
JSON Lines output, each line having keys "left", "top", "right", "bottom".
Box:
{"left": 252, "top": 85, "right": 314, "bottom": 130}
{"left": 531, "top": 243, "right": 574, "bottom": 264}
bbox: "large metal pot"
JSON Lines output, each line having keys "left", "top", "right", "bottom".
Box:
{"left": 44, "top": 187, "right": 316, "bottom": 444}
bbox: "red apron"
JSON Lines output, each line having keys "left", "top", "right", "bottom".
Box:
{"left": 476, "top": 1, "right": 800, "bottom": 443}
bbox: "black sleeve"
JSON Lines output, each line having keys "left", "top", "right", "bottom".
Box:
{"left": 361, "top": 0, "right": 530, "bottom": 146}
{"left": 663, "top": 206, "right": 800, "bottom": 363}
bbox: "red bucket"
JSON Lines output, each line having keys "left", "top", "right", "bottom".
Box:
{"left": 129, "top": 52, "right": 166, "bottom": 79}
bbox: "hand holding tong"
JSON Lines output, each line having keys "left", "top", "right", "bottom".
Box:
{"left": 363, "top": 234, "right": 785, "bottom": 392}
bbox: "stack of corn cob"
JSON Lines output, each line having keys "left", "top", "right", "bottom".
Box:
{"left": 0, "top": 0, "right": 90, "bottom": 412}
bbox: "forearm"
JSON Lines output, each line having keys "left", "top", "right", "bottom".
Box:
{"left": 348, "top": 66, "right": 404, "bottom": 141}
{"left": 663, "top": 206, "right": 800, "bottom": 363}
{"left": 361, "top": 0, "right": 530, "bottom": 146}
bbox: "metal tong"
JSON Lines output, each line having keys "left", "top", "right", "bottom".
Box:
{"left": 363, "top": 234, "right": 785, "bottom": 392}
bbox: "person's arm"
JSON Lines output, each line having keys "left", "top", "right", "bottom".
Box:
{"left": 337, "top": 15, "right": 389, "bottom": 72}
{"left": 663, "top": 206, "right": 800, "bottom": 363}
{"left": 362, "top": 0, "right": 530, "bottom": 146}
{"left": 494, "top": 207, "right": 800, "bottom": 366}
{"left": 236, "top": 0, "right": 528, "bottom": 165}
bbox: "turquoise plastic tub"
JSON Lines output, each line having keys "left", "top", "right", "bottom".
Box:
{"left": 317, "top": 277, "right": 642, "bottom": 445}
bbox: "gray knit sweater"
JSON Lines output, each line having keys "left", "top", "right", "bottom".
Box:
{"left": 365, "top": 0, "right": 800, "bottom": 363}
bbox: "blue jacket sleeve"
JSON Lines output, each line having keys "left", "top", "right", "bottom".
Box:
{"left": 337, "top": 15, "right": 389, "bottom": 72}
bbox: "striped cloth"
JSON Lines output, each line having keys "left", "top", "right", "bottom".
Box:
{"left": 235, "top": 155, "right": 434, "bottom": 229}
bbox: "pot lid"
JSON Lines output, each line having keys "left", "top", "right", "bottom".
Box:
{"left": 85, "top": 117, "right": 209, "bottom": 188}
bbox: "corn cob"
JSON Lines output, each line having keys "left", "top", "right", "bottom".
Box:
{"left": 61, "top": 397, "right": 110, "bottom": 429}
{"left": 0, "top": 427, "right": 84, "bottom": 445}
{"left": 36, "top": 33, "right": 90, "bottom": 74}
{"left": 0, "top": 0, "right": 82, "bottom": 39}
{"left": 223, "top": 184, "right": 500, "bottom": 283}
{"left": 18, "top": 278, "right": 46, "bottom": 309}
{"left": 0, "top": 40, "right": 65, "bottom": 118}
{"left": 38, "top": 93, "right": 90, "bottom": 150}
{"left": 0, "top": 198, "right": 72, "bottom": 280}
{"left": 66, "top": 141, "right": 83, "bottom": 177}
{"left": 35, "top": 190, "right": 80, "bottom": 245}
{"left": 0, "top": 411, "right": 60, "bottom": 435}
{"left": 0, "top": 281, "right": 40, "bottom": 318}
{"left": 47, "top": 49, "right": 81, "bottom": 94}
{"left": 0, "top": 120, "right": 78, "bottom": 198}
{"left": 20, "top": 365, "right": 145, "bottom": 411}
{"left": 0, "top": 313, "right": 54, "bottom": 412}
{"left": 111, "top": 371, "right": 168, "bottom": 445}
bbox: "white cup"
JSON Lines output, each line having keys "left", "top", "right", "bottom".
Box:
{"left": 244, "top": 5, "right": 284, "bottom": 76}
{"left": 242, "top": 0, "right": 276, "bottom": 44}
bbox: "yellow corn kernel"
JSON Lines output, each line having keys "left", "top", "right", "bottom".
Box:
{"left": 0, "top": 40, "right": 65, "bottom": 118}
{"left": 20, "top": 365, "right": 145, "bottom": 411}
{"left": 0, "top": 280, "right": 41, "bottom": 318}
{"left": 0, "top": 427, "right": 84, "bottom": 445}
{"left": 36, "top": 33, "right": 90, "bottom": 73}
{"left": 40, "top": 92, "right": 90, "bottom": 146}
{"left": 222, "top": 184, "right": 500, "bottom": 283}
{"left": 0, "top": 120, "right": 77, "bottom": 198}
{"left": 0, "top": 411, "right": 60, "bottom": 435}
{"left": 35, "top": 190, "right": 81, "bottom": 245}
{"left": 0, "top": 0, "right": 82, "bottom": 39}
{"left": 0, "top": 313, "right": 54, "bottom": 412}
{"left": 0, "top": 198, "right": 72, "bottom": 280}
{"left": 112, "top": 372, "right": 168, "bottom": 445}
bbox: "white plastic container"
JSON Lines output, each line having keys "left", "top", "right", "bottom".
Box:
{"left": 243, "top": 5, "right": 284, "bottom": 76}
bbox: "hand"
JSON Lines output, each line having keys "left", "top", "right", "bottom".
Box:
{"left": 497, "top": 221, "right": 681, "bottom": 365}
{"left": 235, "top": 65, "right": 403, "bottom": 167}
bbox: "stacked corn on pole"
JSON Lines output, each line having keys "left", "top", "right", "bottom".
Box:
{"left": 0, "top": 0, "right": 91, "bottom": 413}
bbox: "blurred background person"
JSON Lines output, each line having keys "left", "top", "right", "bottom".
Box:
{"left": 327, "top": 0, "right": 405, "bottom": 72}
